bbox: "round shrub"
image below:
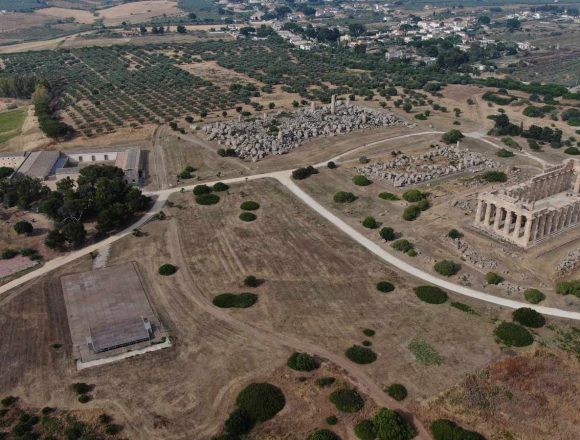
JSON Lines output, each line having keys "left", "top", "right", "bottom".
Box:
{"left": 407, "top": 249, "right": 417, "bottom": 257}
{"left": 494, "top": 322, "right": 534, "bottom": 347}
{"left": 1, "top": 249, "right": 18, "bottom": 259}
{"left": 362, "top": 329, "right": 375, "bottom": 337}
{"left": 72, "top": 383, "right": 91, "bottom": 394}
{"left": 376, "top": 281, "right": 394, "bottom": 293}
{"left": 345, "top": 345, "right": 377, "bottom": 364}
{"left": 524, "top": 288, "right": 545, "bottom": 304}
{"left": 353, "top": 175, "right": 372, "bottom": 186}
{"left": 402, "top": 189, "right": 423, "bottom": 202}
{"left": 414, "top": 286, "right": 449, "bottom": 304}
{"left": 104, "top": 424, "right": 123, "bottom": 435}
{"left": 158, "top": 264, "right": 177, "bottom": 276}
{"left": 224, "top": 408, "right": 255, "bottom": 435}
{"left": 354, "top": 420, "right": 376, "bottom": 440}
{"left": 373, "top": 408, "right": 415, "bottom": 440}
{"left": 434, "top": 260, "right": 460, "bottom": 277}
{"left": 386, "top": 384, "right": 407, "bottom": 401}
{"left": 326, "top": 415, "right": 338, "bottom": 425}
{"left": 193, "top": 184, "right": 211, "bottom": 195}
{"left": 239, "top": 212, "right": 257, "bottom": 222}
{"left": 447, "top": 229, "right": 463, "bottom": 239}
{"left": 212, "top": 293, "right": 258, "bottom": 308}
{"left": 391, "top": 239, "right": 413, "bottom": 253}
{"left": 430, "top": 419, "right": 485, "bottom": 440}
{"left": 362, "top": 340, "right": 372, "bottom": 347}
{"left": 564, "top": 146, "right": 579, "bottom": 155}
{"left": 327, "top": 161, "right": 337, "bottom": 169}
{"left": 333, "top": 191, "right": 356, "bottom": 203}
{"left": 243, "top": 275, "right": 260, "bottom": 287}
{"left": 213, "top": 182, "right": 229, "bottom": 192}
{"left": 235, "top": 383, "right": 285, "bottom": 422}
{"left": 240, "top": 200, "right": 260, "bottom": 211}
{"left": 308, "top": 429, "right": 340, "bottom": 440}
{"left": 402, "top": 205, "right": 421, "bottom": 221}
{"left": 329, "top": 388, "right": 364, "bottom": 413}
{"left": 379, "top": 227, "right": 395, "bottom": 241}
{"left": 362, "top": 217, "right": 378, "bottom": 229}
{"left": 416, "top": 199, "right": 431, "bottom": 211}
{"left": 512, "top": 308, "right": 546, "bottom": 328}
{"left": 78, "top": 395, "right": 91, "bottom": 404}
{"left": 287, "top": 352, "right": 317, "bottom": 371}
{"left": 196, "top": 193, "right": 220, "bottom": 205}
{"left": 14, "top": 221, "right": 33, "bottom": 235}
{"left": 485, "top": 272, "right": 504, "bottom": 285}
{"left": 378, "top": 192, "right": 399, "bottom": 201}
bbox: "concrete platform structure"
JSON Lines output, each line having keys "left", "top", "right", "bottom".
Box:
{"left": 61, "top": 261, "right": 168, "bottom": 365}
{"left": 474, "top": 159, "right": 580, "bottom": 248}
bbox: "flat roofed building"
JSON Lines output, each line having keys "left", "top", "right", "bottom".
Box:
{"left": 61, "top": 262, "right": 165, "bottom": 363}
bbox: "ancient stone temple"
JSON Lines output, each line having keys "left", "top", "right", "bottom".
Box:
{"left": 473, "top": 159, "right": 580, "bottom": 248}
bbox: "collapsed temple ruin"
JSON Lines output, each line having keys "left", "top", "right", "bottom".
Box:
{"left": 474, "top": 159, "right": 580, "bottom": 248}
{"left": 203, "top": 96, "right": 405, "bottom": 161}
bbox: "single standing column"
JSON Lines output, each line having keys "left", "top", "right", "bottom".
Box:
{"left": 536, "top": 214, "right": 546, "bottom": 239}
{"left": 544, "top": 211, "right": 554, "bottom": 236}
{"left": 522, "top": 216, "right": 533, "bottom": 244}
{"left": 503, "top": 210, "right": 512, "bottom": 236}
{"left": 513, "top": 213, "right": 523, "bottom": 239}
{"left": 484, "top": 202, "right": 493, "bottom": 226}
{"left": 574, "top": 172, "right": 580, "bottom": 193}
{"left": 475, "top": 199, "right": 484, "bottom": 223}
{"left": 531, "top": 216, "right": 540, "bottom": 241}
{"left": 494, "top": 206, "right": 503, "bottom": 231}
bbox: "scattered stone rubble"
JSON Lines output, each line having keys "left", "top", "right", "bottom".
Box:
{"left": 203, "top": 101, "right": 405, "bottom": 161}
{"left": 446, "top": 236, "right": 498, "bottom": 270}
{"left": 557, "top": 249, "right": 580, "bottom": 274}
{"left": 356, "top": 145, "right": 497, "bottom": 187}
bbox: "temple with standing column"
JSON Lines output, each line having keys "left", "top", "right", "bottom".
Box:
{"left": 473, "top": 159, "right": 580, "bottom": 248}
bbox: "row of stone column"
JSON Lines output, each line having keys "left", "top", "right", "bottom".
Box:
{"left": 528, "top": 168, "right": 573, "bottom": 202}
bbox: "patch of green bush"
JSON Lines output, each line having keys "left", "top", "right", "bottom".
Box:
{"left": 329, "top": 388, "right": 364, "bottom": 413}
{"left": 225, "top": 408, "right": 255, "bottom": 435}
{"left": 450, "top": 302, "right": 476, "bottom": 314}
{"left": 158, "top": 264, "right": 177, "bottom": 276}
{"left": 496, "top": 148, "right": 515, "bottom": 158}
{"left": 243, "top": 275, "right": 260, "bottom": 287}
{"left": 345, "top": 345, "right": 377, "bottom": 364}
{"left": 402, "top": 189, "right": 424, "bottom": 202}
{"left": 392, "top": 239, "right": 413, "bottom": 253}
{"left": 326, "top": 415, "right": 338, "bottom": 425}
{"left": 333, "top": 191, "right": 356, "bottom": 203}
{"left": 196, "top": 193, "right": 220, "bottom": 205}
{"left": 482, "top": 171, "right": 507, "bottom": 182}
{"left": 434, "top": 260, "right": 460, "bottom": 277}
{"left": 1, "top": 396, "right": 17, "bottom": 407}
{"left": 327, "top": 161, "right": 337, "bottom": 169}
{"left": 378, "top": 192, "right": 399, "bottom": 201}
{"left": 402, "top": 205, "right": 421, "bottom": 221}
{"left": 287, "top": 352, "right": 317, "bottom": 371}
{"left": 353, "top": 175, "right": 372, "bottom": 186}
{"left": 512, "top": 308, "right": 545, "bottom": 328}
{"left": 239, "top": 212, "right": 257, "bottom": 222}
{"left": 564, "top": 146, "right": 580, "bottom": 155}
{"left": 308, "top": 429, "right": 341, "bottom": 440}
{"left": 485, "top": 272, "right": 504, "bottom": 285}
{"left": 379, "top": 227, "right": 395, "bottom": 241}
{"left": 417, "top": 198, "right": 430, "bottom": 211}
{"left": 376, "top": 281, "right": 395, "bottom": 293}
{"left": 386, "top": 384, "right": 407, "bottom": 401}
{"left": 240, "top": 201, "right": 260, "bottom": 211}
{"left": 494, "top": 322, "right": 534, "bottom": 347}
{"left": 292, "top": 166, "right": 318, "bottom": 180}
{"left": 408, "top": 339, "right": 444, "bottom": 366}
{"left": 235, "top": 383, "right": 285, "bottom": 422}
{"left": 363, "top": 329, "right": 375, "bottom": 337}
{"left": 354, "top": 420, "right": 376, "bottom": 440}
{"left": 14, "top": 221, "right": 33, "bottom": 235}
{"left": 362, "top": 216, "right": 378, "bottom": 229}
{"left": 524, "top": 288, "right": 545, "bottom": 304}
{"left": 315, "top": 377, "right": 336, "bottom": 388}
{"left": 78, "top": 394, "right": 91, "bottom": 404}
{"left": 414, "top": 286, "right": 448, "bottom": 304}
{"left": 212, "top": 293, "right": 258, "bottom": 309}
{"left": 430, "top": 419, "right": 485, "bottom": 440}
{"left": 193, "top": 184, "right": 211, "bottom": 195}
{"left": 72, "top": 383, "right": 91, "bottom": 395}
{"left": 555, "top": 280, "right": 580, "bottom": 297}
{"left": 441, "top": 129, "right": 464, "bottom": 144}
{"left": 213, "top": 182, "right": 229, "bottom": 192}
{"left": 1, "top": 249, "right": 18, "bottom": 259}
{"left": 447, "top": 229, "right": 463, "bottom": 239}
{"left": 373, "top": 408, "right": 415, "bottom": 440}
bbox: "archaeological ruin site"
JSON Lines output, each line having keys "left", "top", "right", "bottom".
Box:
{"left": 474, "top": 159, "right": 580, "bottom": 248}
